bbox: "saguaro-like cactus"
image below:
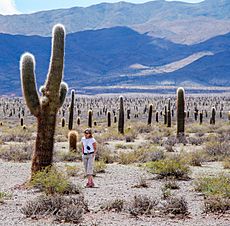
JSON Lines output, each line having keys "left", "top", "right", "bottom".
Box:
{"left": 20, "top": 24, "right": 68, "bottom": 175}
{"left": 68, "top": 90, "right": 75, "bottom": 130}
{"left": 147, "top": 104, "right": 153, "bottom": 125}
{"left": 118, "top": 96, "right": 124, "bottom": 134}
{"left": 88, "top": 110, "right": 93, "bottom": 128}
{"left": 167, "top": 99, "right": 171, "bottom": 127}
{"left": 210, "top": 107, "right": 216, "bottom": 125}
{"left": 68, "top": 130, "right": 78, "bottom": 152}
{"left": 107, "top": 111, "right": 111, "bottom": 127}
{"left": 176, "top": 87, "right": 185, "bottom": 136}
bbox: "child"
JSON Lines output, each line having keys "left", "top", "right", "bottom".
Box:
{"left": 81, "top": 128, "right": 97, "bottom": 187}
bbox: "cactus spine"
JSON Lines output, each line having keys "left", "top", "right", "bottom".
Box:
{"left": 118, "top": 96, "right": 124, "bottom": 134}
{"left": 20, "top": 24, "right": 68, "bottom": 175}
{"left": 176, "top": 87, "right": 185, "bottom": 136}
{"left": 68, "top": 90, "right": 75, "bottom": 130}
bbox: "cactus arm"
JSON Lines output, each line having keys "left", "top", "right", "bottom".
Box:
{"left": 59, "top": 82, "right": 68, "bottom": 108}
{"left": 20, "top": 53, "right": 40, "bottom": 117}
{"left": 46, "top": 24, "right": 65, "bottom": 95}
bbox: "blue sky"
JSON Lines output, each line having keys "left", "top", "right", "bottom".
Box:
{"left": 0, "top": 0, "right": 204, "bottom": 15}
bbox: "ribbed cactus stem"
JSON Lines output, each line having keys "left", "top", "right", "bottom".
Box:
{"left": 88, "top": 110, "right": 93, "bottom": 128}
{"left": 61, "top": 117, "right": 65, "bottom": 127}
{"left": 68, "top": 89, "right": 75, "bottom": 130}
{"left": 147, "top": 104, "right": 153, "bottom": 125}
{"left": 68, "top": 130, "right": 78, "bottom": 152}
{"left": 118, "top": 96, "right": 124, "bottom": 134}
{"left": 20, "top": 24, "right": 68, "bottom": 176}
{"left": 177, "top": 87, "right": 185, "bottom": 136}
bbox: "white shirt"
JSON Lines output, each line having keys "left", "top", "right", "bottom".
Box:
{"left": 81, "top": 137, "right": 96, "bottom": 154}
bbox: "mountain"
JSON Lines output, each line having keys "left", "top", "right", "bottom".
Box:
{"left": 0, "top": 27, "right": 229, "bottom": 95}
{"left": 0, "top": 0, "right": 230, "bottom": 44}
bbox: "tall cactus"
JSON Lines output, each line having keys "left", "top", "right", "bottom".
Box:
{"left": 20, "top": 24, "right": 68, "bottom": 175}
{"left": 210, "top": 107, "right": 216, "bottom": 125}
{"left": 167, "top": 99, "right": 171, "bottom": 127}
{"left": 147, "top": 104, "right": 153, "bottom": 125}
{"left": 107, "top": 111, "right": 111, "bottom": 127}
{"left": 68, "top": 89, "right": 75, "bottom": 130}
{"left": 176, "top": 87, "right": 185, "bottom": 136}
{"left": 88, "top": 110, "right": 93, "bottom": 128}
{"left": 118, "top": 96, "right": 124, "bottom": 134}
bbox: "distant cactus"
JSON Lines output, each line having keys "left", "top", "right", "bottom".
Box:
{"left": 114, "top": 116, "right": 117, "bottom": 123}
{"left": 147, "top": 104, "right": 153, "bottom": 125}
{"left": 68, "top": 130, "right": 78, "bottom": 152}
{"left": 107, "top": 111, "right": 111, "bottom": 127}
{"left": 210, "top": 107, "right": 216, "bottom": 125}
{"left": 68, "top": 90, "right": 75, "bottom": 130}
{"left": 199, "top": 112, "right": 203, "bottom": 124}
{"left": 20, "top": 117, "right": 24, "bottom": 126}
{"left": 77, "top": 117, "right": 80, "bottom": 126}
{"left": 167, "top": 99, "right": 171, "bottom": 127}
{"left": 61, "top": 117, "right": 65, "bottom": 127}
{"left": 164, "top": 105, "right": 167, "bottom": 125}
{"left": 20, "top": 24, "right": 68, "bottom": 175}
{"left": 156, "top": 111, "right": 159, "bottom": 123}
{"left": 118, "top": 96, "right": 124, "bottom": 134}
{"left": 176, "top": 87, "right": 185, "bottom": 136}
{"left": 88, "top": 110, "right": 93, "bottom": 128}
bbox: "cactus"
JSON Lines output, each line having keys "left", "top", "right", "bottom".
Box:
{"left": 88, "top": 110, "right": 93, "bottom": 128}
{"left": 176, "top": 87, "right": 185, "bottom": 136}
{"left": 77, "top": 116, "right": 80, "bottom": 126}
{"left": 68, "top": 130, "right": 78, "bottom": 152}
{"left": 147, "top": 104, "right": 153, "bottom": 125}
{"left": 107, "top": 111, "right": 111, "bottom": 127}
{"left": 20, "top": 24, "right": 68, "bottom": 175}
{"left": 199, "top": 112, "right": 203, "bottom": 124}
{"left": 20, "top": 117, "right": 24, "bottom": 126}
{"left": 167, "top": 99, "right": 171, "bottom": 127}
{"left": 210, "top": 107, "right": 216, "bottom": 125}
{"left": 118, "top": 96, "right": 124, "bottom": 134}
{"left": 61, "top": 117, "right": 65, "bottom": 127}
{"left": 68, "top": 90, "right": 75, "bottom": 130}
{"left": 156, "top": 111, "right": 159, "bottom": 123}
{"left": 163, "top": 105, "right": 167, "bottom": 125}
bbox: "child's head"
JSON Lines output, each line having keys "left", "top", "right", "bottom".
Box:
{"left": 84, "top": 128, "right": 93, "bottom": 138}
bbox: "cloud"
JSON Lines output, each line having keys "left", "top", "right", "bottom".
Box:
{"left": 0, "top": 0, "right": 20, "bottom": 15}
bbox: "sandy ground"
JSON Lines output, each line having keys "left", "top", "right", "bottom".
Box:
{"left": 0, "top": 159, "right": 229, "bottom": 226}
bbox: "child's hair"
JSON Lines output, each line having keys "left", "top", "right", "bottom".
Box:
{"left": 84, "top": 128, "right": 93, "bottom": 138}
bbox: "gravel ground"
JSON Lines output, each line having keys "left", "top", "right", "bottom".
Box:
{"left": 0, "top": 160, "right": 229, "bottom": 226}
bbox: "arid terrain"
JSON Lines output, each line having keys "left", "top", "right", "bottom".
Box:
{"left": 0, "top": 93, "right": 230, "bottom": 225}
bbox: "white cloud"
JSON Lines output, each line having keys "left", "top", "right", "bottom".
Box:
{"left": 0, "top": 0, "right": 20, "bottom": 15}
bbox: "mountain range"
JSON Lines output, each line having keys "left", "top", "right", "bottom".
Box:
{"left": 0, "top": 26, "right": 229, "bottom": 95}
{"left": 0, "top": 0, "right": 229, "bottom": 95}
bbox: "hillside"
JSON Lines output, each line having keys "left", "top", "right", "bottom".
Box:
{"left": 0, "top": 27, "right": 229, "bottom": 95}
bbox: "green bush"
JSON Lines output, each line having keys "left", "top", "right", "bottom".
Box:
{"left": 30, "top": 166, "right": 81, "bottom": 195}
{"left": 194, "top": 174, "right": 230, "bottom": 198}
{"left": 94, "top": 160, "right": 107, "bottom": 173}
{"left": 145, "top": 158, "right": 190, "bottom": 179}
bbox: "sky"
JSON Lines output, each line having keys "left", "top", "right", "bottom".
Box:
{"left": 0, "top": 0, "right": 204, "bottom": 15}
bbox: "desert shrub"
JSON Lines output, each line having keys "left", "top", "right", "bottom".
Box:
{"left": 132, "top": 177, "right": 149, "bottom": 188}
{"left": 55, "top": 151, "right": 81, "bottom": 162}
{"left": 65, "top": 164, "right": 82, "bottom": 177}
{"left": 118, "top": 151, "right": 137, "bottom": 165}
{"left": 97, "top": 145, "right": 116, "bottom": 163}
{"left": 187, "top": 136, "right": 204, "bottom": 146}
{"left": 161, "top": 186, "right": 172, "bottom": 200}
{"left": 21, "top": 195, "right": 88, "bottom": 223}
{"left": 0, "top": 142, "right": 33, "bottom": 162}
{"left": 30, "top": 166, "right": 81, "bottom": 195}
{"left": 129, "top": 195, "right": 158, "bottom": 216}
{"left": 181, "top": 151, "right": 204, "bottom": 166}
{"left": 204, "top": 141, "right": 230, "bottom": 161}
{"left": 94, "top": 160, "right": 107, "bottom": 173}
{"left": 164, "top": 180, "right": 180, "bottom": 190}
{"left": 115, "top": 143, "right": 134, "bottom": 149}
{"left": 1, "top": 127, "right": 33, "bottom": 142}
{"left": 162, "top": 197, "right": 189, "bottom": 215}
{"left": 223, "top": 158, "right": 230, "bottom": 169}
{"left": 145, "top": 158, "right": 190, "bottom": 180}
{"left": 0, "top": 191, "right": 11, "bottom": 203}
{"left": 194, "top": 174, "right": 230, "bottom": 198}
{"left": 103, "top": 199, "right": 124, "bottom": 212}
{"left": 204, "top": 196, "right": 230, "bottom": 213}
